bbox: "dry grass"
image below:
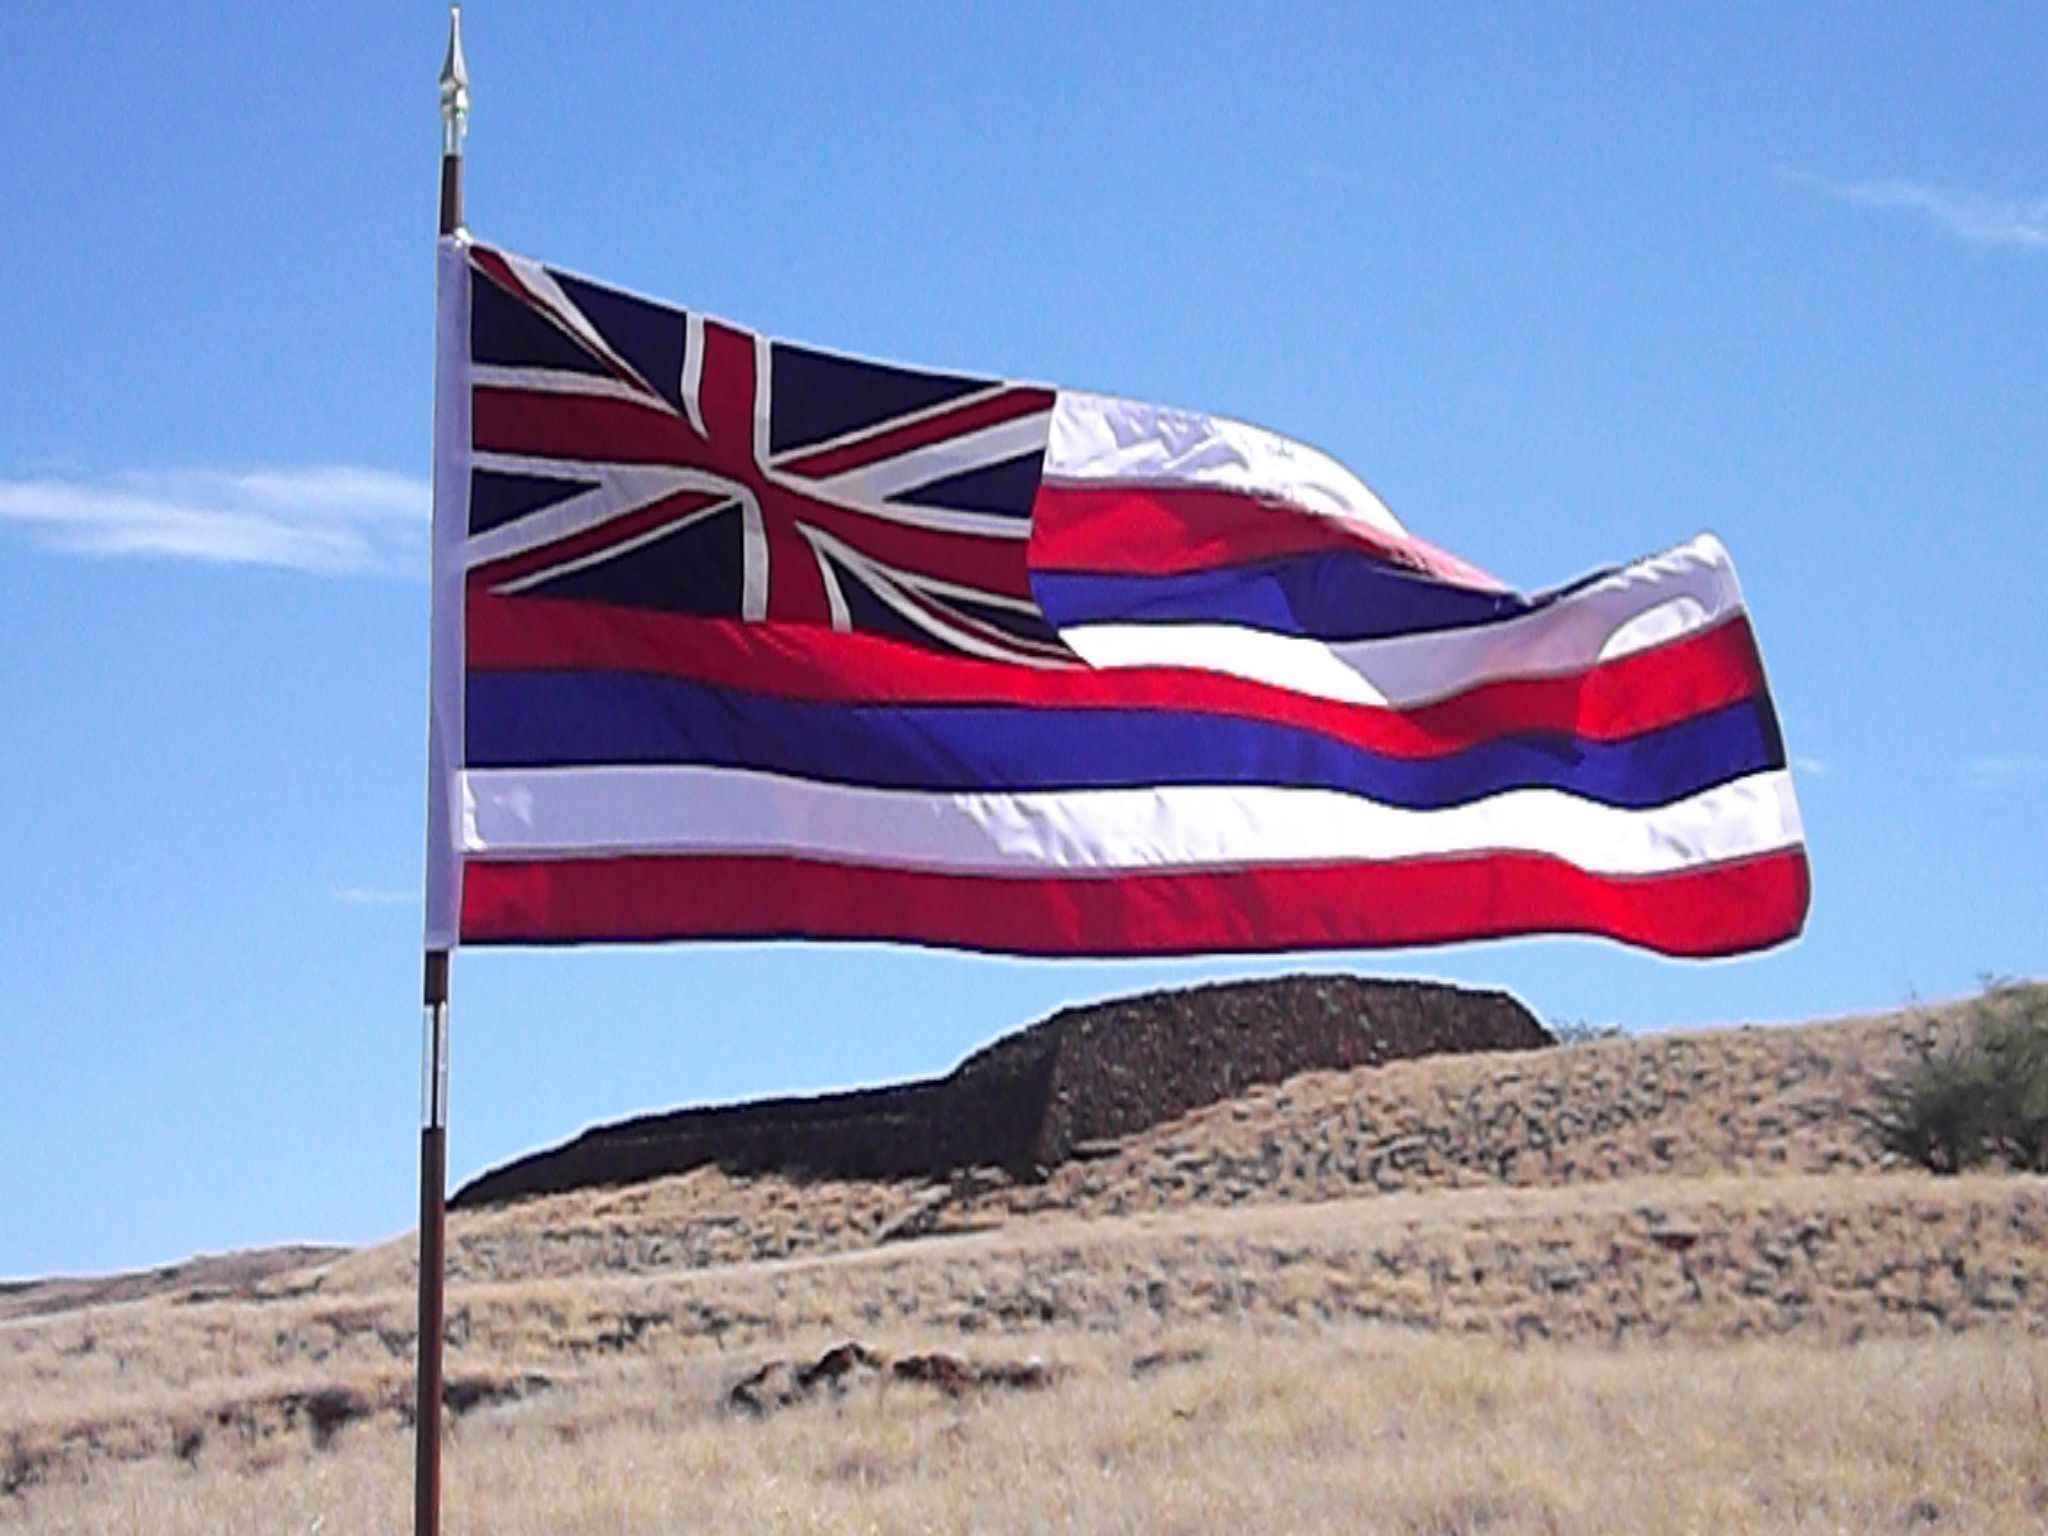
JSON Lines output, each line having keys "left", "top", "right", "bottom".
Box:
{"left": 7, "top": 998, "right": 2048, "bottom": 1533}
{"left": 323, "top": 1001, "right": 1964, "bottom": 1295}
{"left": 10, "top": 1325, "right": 2047, "bottom": 1534}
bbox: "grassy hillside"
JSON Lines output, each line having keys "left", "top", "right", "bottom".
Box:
{"left": 4, "top": 996, "right": 2046, "bottom": 1534}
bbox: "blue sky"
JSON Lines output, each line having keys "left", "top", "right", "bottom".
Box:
{"left": 2, "top": 3, "right": 2042, "bottom": 1280}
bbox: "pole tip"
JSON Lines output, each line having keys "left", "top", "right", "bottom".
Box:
{"left": 439, "top": 6, "right": 469, "bottom": 154}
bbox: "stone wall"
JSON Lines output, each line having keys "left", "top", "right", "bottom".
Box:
{"left": 452, "top": 974, "right": 1548, "bottom": 1209}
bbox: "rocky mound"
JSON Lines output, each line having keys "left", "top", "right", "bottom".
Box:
{"left": 0, "top": 1245, "right": 346, "bottom": 1325}
{"left": 453, "top": 974, "right": 1547, "bottom": 1209}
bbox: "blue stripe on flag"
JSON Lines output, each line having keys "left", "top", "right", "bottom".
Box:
{"left": 465, "top": 671, "right": 1782, "bottom": 811}
{"left": 1030, "top": 550, "right": 1537, "bottom": 641}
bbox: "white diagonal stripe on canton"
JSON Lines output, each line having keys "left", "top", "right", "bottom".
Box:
{"left": 464, "top": 457, "right": 742, "bottom": 569}
{"left": 790, "top": 413, "right": 1051, "bottom": 511}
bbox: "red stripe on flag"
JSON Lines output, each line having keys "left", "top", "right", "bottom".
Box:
{"left": 1030, "top": 482, "right": 1505, "bottom": 587}
{"left": 464, "top": 592, "right": 1769, "bottom": 755}
{"left": 459, "top": 848, "right": 1811, "bottom": 959}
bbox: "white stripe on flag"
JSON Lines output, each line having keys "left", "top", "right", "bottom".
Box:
{"left": 1046, "top": 389, "right": 1405, "bottom": 536}
{"left": 1056, "top": 534, "right": 1745, "bottom": 709}
{"left": 460, "top": 765, "right": 1803, "bottom": 878}
{"left": 424, "top": 234, "right": 474, "bottom": 952}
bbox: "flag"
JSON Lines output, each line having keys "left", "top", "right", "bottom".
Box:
{"left": 424, "top": 235, "right": 1809, "bottom": 959}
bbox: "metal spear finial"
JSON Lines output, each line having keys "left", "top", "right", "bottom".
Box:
{"left": 439, "top": 6, "right": 470, "bottom": 158}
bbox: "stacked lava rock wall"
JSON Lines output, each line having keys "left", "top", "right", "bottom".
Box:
{"left": 453, "top": 975, "right": 1549, "bottom": 1209}
{"left": 1022, "top": 975, "right": 1552, "bottom": 1167}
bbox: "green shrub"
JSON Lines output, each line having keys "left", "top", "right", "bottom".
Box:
{"left": 1868, "top": 982, "right": 2048, "bottom": 1174}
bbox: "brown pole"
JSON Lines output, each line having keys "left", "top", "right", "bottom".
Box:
{"left": 418, "top": 12, "right": 466, "bottom": 1536}
{"left": 439, "top": 155, "right": 463, "bottom": 242}
{"left": 414, "top": 949, "right": 451, "bottom": 1536}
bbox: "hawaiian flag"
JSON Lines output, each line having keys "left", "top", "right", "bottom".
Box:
{"left": 424, "top": 235, "right": 1810, "bottom": 958}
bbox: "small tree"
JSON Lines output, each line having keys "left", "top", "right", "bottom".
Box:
{"left": 1868, "top": 982, "right": 2048, "bottom": 1174}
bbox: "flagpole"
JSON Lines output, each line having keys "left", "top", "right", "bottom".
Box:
{"left": 415, "top": 949, "right": 451, "bottom": 1536}
{"left": 417, "top": 11, "right": 467, "bottom": 1536}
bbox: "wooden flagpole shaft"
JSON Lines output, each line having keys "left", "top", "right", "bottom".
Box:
{"left": 414, "top": 948, "right": 451, "bottom": 1536}
{"left": 439, "top": 155, "right": 463, "bottom": 242}
{"left": 419, "top": 12, "right": 467, "bottom": 1536}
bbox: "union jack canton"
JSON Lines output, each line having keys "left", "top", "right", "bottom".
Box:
{"left": 463, "top": 242, "right": 1069, "bottom": 664}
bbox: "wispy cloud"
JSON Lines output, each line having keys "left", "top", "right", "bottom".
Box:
{"left": 1792, "top": 755, "right": 1829, "bottom": 778}
{"left": 1815, "top": 175, "right": 2048, "bottom": 252}
{"left": 1967, "top": 755, "right": 2048, "bottom": 788}
{"left": 331, "top": 885, "right": 420, "bottom": 908}
{"left": 0, "top": 466, "right": 429, "bottom": 575}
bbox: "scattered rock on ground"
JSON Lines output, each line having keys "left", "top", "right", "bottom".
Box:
{"left": 726, "top": 1341, "right": 1057, "bottom": 1415}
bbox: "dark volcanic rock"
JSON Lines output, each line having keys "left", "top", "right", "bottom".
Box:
{"left": 452, "top": 975, "right": 1548, "bottom": 1209}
